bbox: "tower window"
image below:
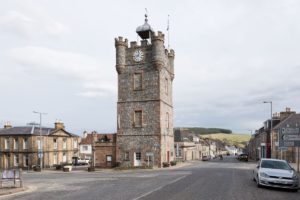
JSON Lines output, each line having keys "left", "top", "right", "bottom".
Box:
{"left": 165, "top": 78, "right": 168, "bottom": 95}
{"left": 166, "top": 112, "right": 170, "bottom": 129}
{"left": 133, "top": 73, "right": 142, "bottom": 90}
{"left": 134, "top": 110, "right": 142, "bottom": 127}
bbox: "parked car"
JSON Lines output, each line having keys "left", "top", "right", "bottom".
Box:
{"left": 72, "top": 156, "right": 89, "bottom": 166}
{"left": 202, "top": 156, "right": 209, "bottom": 161}
{"left": 253, "top": 158, "right": 299, "bottom": 191}
{"left": 237, "top": 153, "right": 248, "bottom": 161}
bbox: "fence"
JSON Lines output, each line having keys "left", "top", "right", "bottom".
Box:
{"left": 0, "top": 169, "right": 23, "bottom": 188}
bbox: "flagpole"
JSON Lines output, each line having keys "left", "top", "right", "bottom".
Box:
{"left": 167, "top": 15, "right": 170, "bottom": 49}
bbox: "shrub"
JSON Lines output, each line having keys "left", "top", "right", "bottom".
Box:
{"left": 170, "top": 161, "right": 177, "bottom": 166}
{"left": 162, "top": 162, "right": 170, "bottom": 168}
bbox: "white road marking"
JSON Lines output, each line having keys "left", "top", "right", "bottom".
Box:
{"left": 132, "top": 175, "right": 187, "bottom": 200}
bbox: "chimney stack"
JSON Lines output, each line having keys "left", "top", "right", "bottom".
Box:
{"left": 280, "top": 107, "right": 296, "bottom": 121}
{"left": 4, "top": 122, "right": 12, "bottom": 129}
{"left": 54, "top": 120, "right": 65, "bottom": 130}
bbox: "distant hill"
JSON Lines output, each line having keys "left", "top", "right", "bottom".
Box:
{"left": 174, "top": 127, "right": 232, "bottom": 135}
{"left": 201, "top": 133, "right": 251, "bottom": 148}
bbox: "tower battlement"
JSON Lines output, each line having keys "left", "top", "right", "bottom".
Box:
{"left": 151, "top": 31, "right": 165, "bottom": 41}
{"left": 167, "top": 49, "right": 175, "bottom": 57}
{"left": 115, "top": 36, "right": 128, "bottom": 47}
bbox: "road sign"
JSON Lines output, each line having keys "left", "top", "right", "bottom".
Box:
{"left": 281, "top": 127, "right": 299, "bottom": 134}
{"left": 279, "top": 127, "right": 300, "bottom": 147}
{"left": 146, "top": 152, "right": 154, "bottom": 157}
{"left": 38, "top": 152, "right": 43, "bottom": 158}
{"left": 278, "top": 147, "right": 288, "bottom": 151}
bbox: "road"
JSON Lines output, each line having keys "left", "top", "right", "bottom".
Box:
{"left": 2, "top": 156, "right": 299, "bottom": 200}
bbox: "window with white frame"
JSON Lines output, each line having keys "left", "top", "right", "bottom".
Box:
{"left": 82, "top": 145, "right": 88, "bottom": 151}
{"left": 63, "top": 152, "right": 67, "bottom": 162}
{"left": 63, "top": 138, "right": 67, "bottom": 149}
{"left": 73, "top": 139, "right": 78, "bottom": 148}
{"left": 37, "top": 139, "right": 41, "bottom": 150}
{"left": 53, "top": 153, "right": 58, "bottom": 165}
{"left": 4, "top": 138, "right": 9, "bottom": 149}
{"left": 14, "top": 138, "right": 18, "bottom": 149}
{"left": 23, "top": 138, "right": 28, "bottom": 149}
{"left": 14, "top": 154, "right": 19, "bottom": 167}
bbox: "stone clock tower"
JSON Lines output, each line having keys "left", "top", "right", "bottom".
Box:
{"left": 115, "top": 16, "right": 175, "bottom": 167}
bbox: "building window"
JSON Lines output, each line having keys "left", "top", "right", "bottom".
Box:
{"left": 82, "top": 145, "right": 88, "bottom": 151}
{"left": 53, "top": 153, "right": 58, "bottom": 165}
{"left": 106, "top": 155, "right": 112, "bottom": 162}
{"left": 166, "top": 112, "right": 169, "bottom": 129}
{"left": 124, "top": 152, "right": 129, "bottom": 161}
{"left": 23, "top": 138, "right": 28, "bottom": 149}
{"left": 133, "top": 73, "right": 142, "bottom": 90}
{"left": 24, "top": 154, "right": 29, "bottom": 167}
{"left": 63, "top": 153, "right": 67, "bottom": 163}
{"left": 165, "top": 78, "right": 168, "bottom": 95}
{"left": 63, "top": 138, "right": 67, "bottom": 149}
{"left": 178, "top": 149, "right": 182, "bottom": 157}
{"left": 14, "top": 138, "right": 18, "bottom": 150}
{"left": 74, "top": 140, "right": 78, "bottom": 149}
{"left": 37, "top": 139, "right": 42, "bottom": 150}
{"left": 53, "top": 138, "right": 57, "bottom": 149}
{"left": 73, "top": 152, "right": 78, "bottom": 157}
{"left": 135, "top": 152, "right": 141, "bottom": 161}
{"left": 4, "top": 138, "right": 9, "bottom": 149}
{"left": 134, "top": 110, "right": 142, "bottom": 127}
{"left": 14, "top": 154, "right": 19, "bottom": 167}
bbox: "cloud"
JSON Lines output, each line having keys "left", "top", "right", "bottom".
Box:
{"left": 0, "top": 10, "right": 69, "bottom": 37}
{"left": 8, "top": 46, "right": 116, "bottom": 97}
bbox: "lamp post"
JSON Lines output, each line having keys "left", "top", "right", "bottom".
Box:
{"left": 33, "top": 111, "right": 47, "bottom": 170}
{"left": 263, "top": 101, "right": 272, "bottom": 158}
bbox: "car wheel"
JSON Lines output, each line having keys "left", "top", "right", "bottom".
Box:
{"left": 256, "top": 176, "right": 261, "bottom": 188}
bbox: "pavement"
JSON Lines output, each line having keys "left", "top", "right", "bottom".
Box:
{"left": 0, "top": 187, "right": 27, "bottom": 196}
{"left": 0, "top": 160, "right": 193, "bottom": 197}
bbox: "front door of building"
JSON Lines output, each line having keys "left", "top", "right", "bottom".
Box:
{"left": 134, "top": 152, "right": 141, "bottom": 166}
{"left": 106, "top": 155, "right": 112, "bottom": 167}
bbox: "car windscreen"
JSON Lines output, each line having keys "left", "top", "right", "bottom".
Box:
{"left": 260, "top": 160, "right": 292, "bottom": 170}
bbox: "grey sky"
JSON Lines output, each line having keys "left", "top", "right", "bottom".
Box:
{"left": 1, "top": 0, "right": 300, "bottom": 135}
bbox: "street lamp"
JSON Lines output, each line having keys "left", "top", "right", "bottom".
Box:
{"left": 33, "top": 111, "right": 47, "bottom": 170}
{"left": 263, "top": 101, "right": 272, "bottom": 158}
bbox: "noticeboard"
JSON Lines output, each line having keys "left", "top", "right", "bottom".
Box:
{"left": 279, "top": 127, "right": 300, "bottom": 147}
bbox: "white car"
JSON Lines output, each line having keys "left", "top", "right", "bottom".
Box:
{"left": 253, "top": 158, "right": 299, "bottom": 191}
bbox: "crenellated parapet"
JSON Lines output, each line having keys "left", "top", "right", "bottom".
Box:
{"left": 115, "top": 37, "right": 128, "bottom": 74}
{"left": 168, "top": 49, "right": 175, "bottom": 80}
{"left": 151, "top": 31, "right": 165, "bottom": 70}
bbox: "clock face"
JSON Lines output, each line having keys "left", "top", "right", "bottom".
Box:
{"left": 133, "top": 49, "right": 144, "bottom": 62}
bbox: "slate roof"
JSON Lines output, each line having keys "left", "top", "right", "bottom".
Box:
{"left": 80, "top": 133, "right": 116, "bottom": 145}
{"left": 0, "top": 126, "right": 79, "bottom": 137}
{"left": 273, "top": 113, "right": 300, "bottom": 130}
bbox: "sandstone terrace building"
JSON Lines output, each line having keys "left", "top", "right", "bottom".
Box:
{"left": 0, "top": 121, "right": 80, "bottom": 169}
